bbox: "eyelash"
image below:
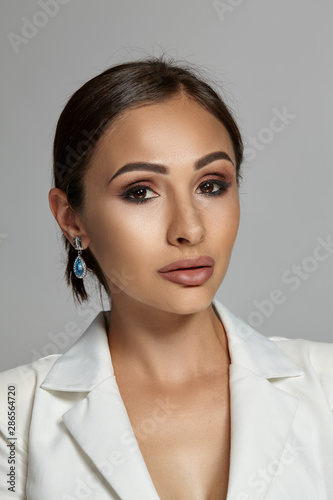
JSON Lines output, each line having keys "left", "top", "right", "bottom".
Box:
{"left": 119, "top": 179, "right": 231, "bottom": 204}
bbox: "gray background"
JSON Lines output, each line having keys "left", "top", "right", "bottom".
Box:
{"left": 0, "top": 0, "right": 332, "bottom": 371}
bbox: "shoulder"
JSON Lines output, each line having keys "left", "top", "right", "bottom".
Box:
{"left": 0, "top": 355, "right": 60, "bottom": 393}
{"left": 268, "top": 335, "right": 333, "bottom": 375}
{"left": 0, "top": 355, "right": 60, "bottom": 429}
{"left": 269, "top": 335, "right": 333, "bottom": 408}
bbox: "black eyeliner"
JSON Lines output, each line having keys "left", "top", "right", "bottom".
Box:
{"left": 199, "top": 180, "right": 231, "bottom": 196}
{"left": 119, "top": 184, "right": 156, "bottom": 204}
{"left": 119, "top": 179, "right": 231, "bottom": 204}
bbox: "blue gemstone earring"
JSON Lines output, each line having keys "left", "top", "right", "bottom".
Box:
{"left": 73, "top": 236, "right": 87, "bottom": 279}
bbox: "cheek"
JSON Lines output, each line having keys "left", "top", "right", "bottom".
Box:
{"left": 211, "top": 200, "right": 240, "bottom": 279}
{"left": 207, "top": 194, "right": 240, "bottom": 244}
{"left": 226, "top": 199, "right": 240, "bottom": 240}
{"left": 85, "top": 202, "right": 161, "bottom": 268}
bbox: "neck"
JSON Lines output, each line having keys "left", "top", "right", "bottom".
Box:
{"left": 107, "top": 296, "right": 230, "bottom": 388}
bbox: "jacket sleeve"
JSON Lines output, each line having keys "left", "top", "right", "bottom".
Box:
{"left": 307, "top": 340, "right": 333, "bottom": 412}
{"left": 0, "top": 357, "right": 57, "bottom": 499}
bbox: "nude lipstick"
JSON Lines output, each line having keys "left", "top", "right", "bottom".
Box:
{"left": 157, "top": 256, "right": 215, "bottom": 285}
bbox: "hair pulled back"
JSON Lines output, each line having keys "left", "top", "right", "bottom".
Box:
{"left": 52, "top": 55, "right": 244, "bottom": 305}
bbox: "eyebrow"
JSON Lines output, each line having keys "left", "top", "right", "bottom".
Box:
{"left": 108, "top": 151, "right": 235, "bottom": 184}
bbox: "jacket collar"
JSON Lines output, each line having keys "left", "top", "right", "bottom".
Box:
{"left": 41, "top": 309, "right": 113, "bottom": 391}
{"left": 41, "top": 298, "right": 302, "bottom": 392}
{"left": 212, "top": 300, "right": 303, "bottom": 378}
{"left": 39, "top": 298, "right": 304, "bottom": 500}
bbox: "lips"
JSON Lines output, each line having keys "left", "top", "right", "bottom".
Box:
{"left": 158, "top": 256, "right": 215, "bottom": 273}
{"left": 157, "top": 256, "right": 215, "bottom": 286}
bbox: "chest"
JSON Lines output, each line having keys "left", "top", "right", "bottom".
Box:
{"left": 117, "top": 374, "right": 231, "bottom": 500}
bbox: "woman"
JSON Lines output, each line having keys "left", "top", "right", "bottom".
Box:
{"left": 0, "top": 56, "right": 332, "bottom": 500}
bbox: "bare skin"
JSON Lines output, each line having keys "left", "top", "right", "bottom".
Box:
{"left": 49, "top": 92, "right": 240, "bottom": 499}
{"left": 111, "top": 306, "right": 231, "bottom": 500}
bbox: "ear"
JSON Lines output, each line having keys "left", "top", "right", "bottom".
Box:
{"left": 48, "top": 188, "right": 90, "bottom": 249}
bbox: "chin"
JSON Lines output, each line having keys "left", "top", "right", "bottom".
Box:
{"left": 155, "top": 289, "right": 216, "bottom": 315}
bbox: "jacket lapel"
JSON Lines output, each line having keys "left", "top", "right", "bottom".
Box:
{"left": 212, "top": 301, "right": 303, "bottom": 499}
{"left": 227, "top": 364, "right": 299, "bottom": 499}
{"left": 61, "top": 377, "right": 160, "bottom": 500}
{"left": 40, "top": 311, "right": 160, "bottom": 500}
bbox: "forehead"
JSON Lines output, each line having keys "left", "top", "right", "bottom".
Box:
{"left": 93, "top": 94, "right": 235, "bottom": 166}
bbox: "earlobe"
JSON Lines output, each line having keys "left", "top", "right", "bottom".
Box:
{"left": 48, "top": 187, "right": 90, "bottom": 249}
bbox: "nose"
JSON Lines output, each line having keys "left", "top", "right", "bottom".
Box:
{"left": 166, "top": 194, "right": 206, "bottom": 246}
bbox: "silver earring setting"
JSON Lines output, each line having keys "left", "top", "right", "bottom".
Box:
{"left": 73, "top": 236, "right": 87, "bottom": 279}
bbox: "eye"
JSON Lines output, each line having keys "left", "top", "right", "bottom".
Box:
{"left": 196, "top": 179, "right": 231, "bottom": 196}
{"left": 119, "top": 185, "right": 158, "bottom": 203}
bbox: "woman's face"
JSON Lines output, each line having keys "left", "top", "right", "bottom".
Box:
{"left": 79, "top": 93, "right": 240, "bottom": 314}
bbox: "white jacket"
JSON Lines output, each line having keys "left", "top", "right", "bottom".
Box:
{"left": 0, "top": 298, "right": 332, "bottom": 499}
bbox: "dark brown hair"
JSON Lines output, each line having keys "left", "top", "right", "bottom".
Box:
{"left": 52, "top": 55, "right": 244, "bottom": 305}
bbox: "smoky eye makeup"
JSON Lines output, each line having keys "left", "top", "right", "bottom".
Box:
{"left": 198, "top": 179, "right": 231, "bottom": 196}
{"left": 119, "top": 185, "right": 157, "bottom": 204}
{"left": 118, "top": 177, "right": 231, "bottom": 204}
